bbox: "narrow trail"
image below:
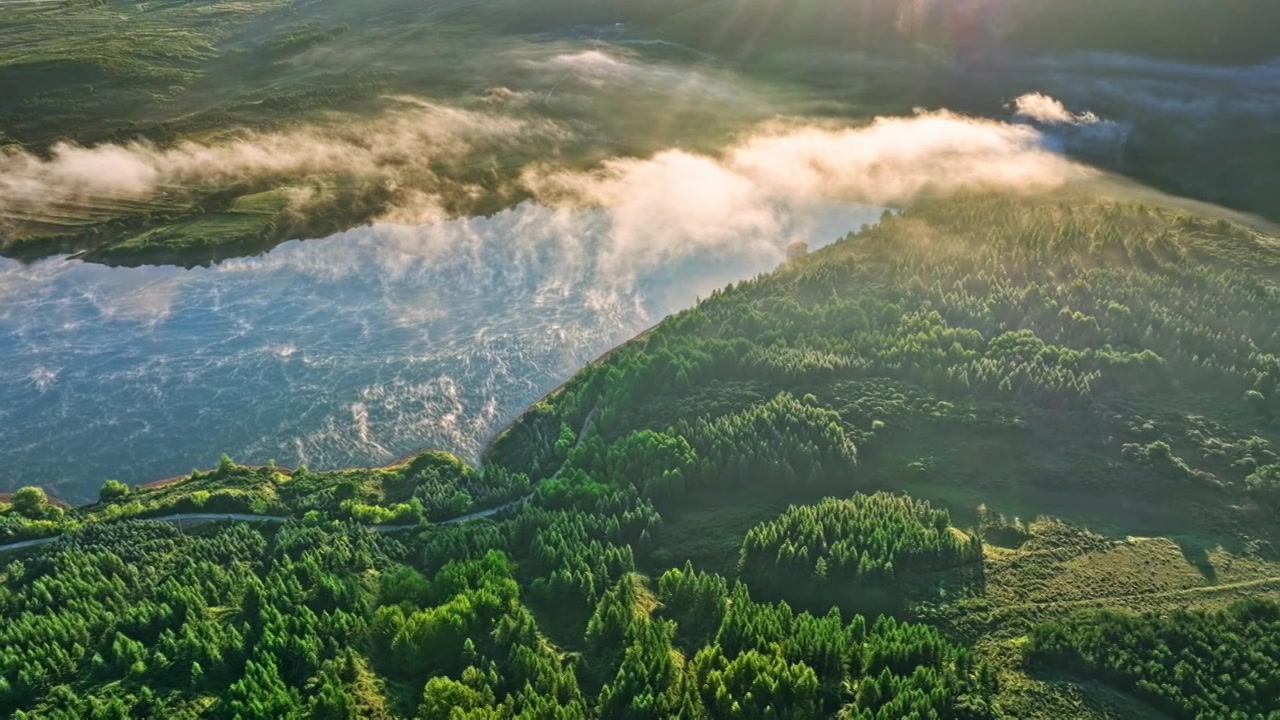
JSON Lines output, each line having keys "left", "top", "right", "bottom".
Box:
{"left": 0, "top": 502, "right": 518, "bottom": 555}
{"left": 995, "top": 575, "right": 1280, "bottom": 613}
{"left": 550, "top": 403, "right": 600, "bottom": 479}
{"left": 0, "top": 404, "right": 600, "bottom": 555}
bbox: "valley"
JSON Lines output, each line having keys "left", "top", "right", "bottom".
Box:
{"left": 1, "top": 1, "right": 1277, "bottom": 718}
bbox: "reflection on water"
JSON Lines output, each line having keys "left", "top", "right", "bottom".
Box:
{"left": 0, "top": 201, "right": 879, "bottom": 502}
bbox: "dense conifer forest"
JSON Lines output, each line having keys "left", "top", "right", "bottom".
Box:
{"left": 3, "top": 193, "right": 1278, "bottom": 717}
{"left": 737, "top": 493, "right": 983, "bottom": 602}
{"left": 1026, "top": 599, "right": 1280, "bottom": 719}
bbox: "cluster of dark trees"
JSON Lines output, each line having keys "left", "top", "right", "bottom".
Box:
{"left": 0, "top": 520, "right": 392, "bottom": 718}
{"left": 522, "top": 391, "right": 859, "bottom": 512}
{"left": 585, "top": 565, "right": 998, "bottom": 719}
{"left": 518, "top": 482, "right": 659, "bottom": 615}
{"left": 738, "top": 493, "right": 982, "bottom": 589}
{"left": 1026, "top": 600, "right": 1280, "bottom": 719}
{"left": 1247, "top": 463, "right": 1280, "bottom": 506}
{"left": 0, "top": 490, "right": 1000, "bottom": 718}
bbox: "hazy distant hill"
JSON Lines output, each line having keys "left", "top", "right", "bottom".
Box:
{"left": 533, "top": 0, "right": 1280, "bottom": 65}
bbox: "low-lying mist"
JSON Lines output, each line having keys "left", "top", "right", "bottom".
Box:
{"left": 4, "top": 25, "right": 1274, "bottom": 498}
{"left": 0, "top": 99, "right": 563, "bottom": 224}
{"left": 3, "top": 44, "right": 1099, "bottom": 271}
{"left": 0, "top": 92, "right": 1096, "bottom": 499}
{"left": 9, "top": 29, "right": 1274, "bottom": 251}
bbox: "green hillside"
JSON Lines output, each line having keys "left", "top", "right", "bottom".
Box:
{"left": 3, "top": 193, "right": 1279, "bottom": 718}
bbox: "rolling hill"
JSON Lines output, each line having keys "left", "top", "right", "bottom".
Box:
{"left": 3, "top": 191, "right": 1278, "bottom": 717}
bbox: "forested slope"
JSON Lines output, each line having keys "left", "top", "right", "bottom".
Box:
{"left": 3, "top": 193, "right": 1279, "bottom": 718}
{"left": 490, "top": 192, "right": 1280, "bottom": 505}
{"left": 1027, "top": 599, "right": 1280, "bottom": 719}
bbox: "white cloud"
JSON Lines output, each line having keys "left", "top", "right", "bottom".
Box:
{"left": 3, "top": 92, "right": 1094, "bottom": 292}
{"left": 1012, "top": 92, "right": 1103, "bottom": 125}
{"left": 0, "top": 98, "right": 563, "bottom": 223}
{"left": 544, "top": 50, "right": 628, "bottom": 78}
{"left": 524, "top": 109, "right": 1092, "bottom": 276}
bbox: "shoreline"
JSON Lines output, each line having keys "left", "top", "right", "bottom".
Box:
{"left": 12, "top": 321, "right": 664, "bottom": 513}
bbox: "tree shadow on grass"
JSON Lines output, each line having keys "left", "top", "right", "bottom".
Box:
{"left": 1012, "top": 671, "right": 1175, "bottom": 720}
{"left": 1174, "top": 540, "right": 1218, "bottom": 583}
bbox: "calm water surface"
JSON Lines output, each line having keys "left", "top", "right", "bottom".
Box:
{"left": 0, "top": 202, "right": 878, "bottom": 502}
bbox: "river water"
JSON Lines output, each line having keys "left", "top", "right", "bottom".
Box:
{"left": 0, "top": 201, "right": 878, "bottom": 502}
